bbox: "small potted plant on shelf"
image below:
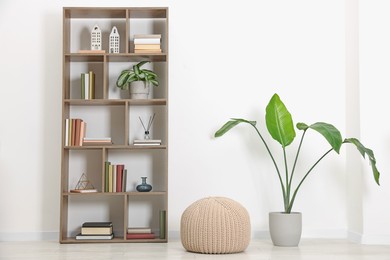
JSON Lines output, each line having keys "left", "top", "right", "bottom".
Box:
{"left": 116, "top": 61, "right": 159, "bottom": 99}
{"left": 214, "top": 93, "right": 380, "bottom": 247}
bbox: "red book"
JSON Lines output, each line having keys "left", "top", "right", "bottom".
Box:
{"left": 116, "top": 165, "right": 124, "bottom": 192}
{"left": 74, "top": 119, "right": 82, "bottom": 146}
{"left": 126, "top": 233, "right": 155, "bottom": 239}
{"left": 71, "top": 119, "right": 76, "bottom": 146}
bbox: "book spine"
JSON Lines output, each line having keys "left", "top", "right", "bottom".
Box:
{"left": 104, "top": 161, "right": 110, "bottom": 192}
{"left": 89, "top": 71, "right": 95, "bottom": 99}
{"left": 134, "top": 44, "right": 161, "bottom": 50}
{"left": 159, "top": 210, "right": 166, "bottom": 239}
{"left": 116, "top": 164, "right": 122, "bottom": 192}
{"left": 71, "top": 119, "right": 76, "bottom": 146}
{"left": 84, "top": 73, "right": 89, "bottom": 100}
{"left": 112, "top": 164, "right": 116, "bottom": 192}
{"left": 122, "top": 169, "right": 127, "bottom": 192}
{"left": 65, "top": 119, "right": 69, "bottom": 146}
{"left": 81, "top": 73, "right": 85, "bottom": 99}
{"left": 134, "top": 38, "right": 161, "bottom": 45}
{"left": 108, "top": 165, "right": 113, "bottom": 193}
{"left": 79, "top": 121, "right": 86, "bottom": 146}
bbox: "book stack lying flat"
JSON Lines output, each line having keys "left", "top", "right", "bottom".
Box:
{"left": 76, "top": 222, "right": 114, "bottom": 240}
{"left": 83, "top": 137, "right": 112, "bottom": 146}
{"left": 133, "top": 34, "right": 161, "bottom": 54}
{"left": 133, "top": 139, "right": 161, "bottom": 146}
{"left": 126, "top": 227, "right": 155, "bottom": 239}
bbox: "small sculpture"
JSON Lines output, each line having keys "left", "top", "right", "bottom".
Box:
{"left": 109, "top": 26, "right": 120, "bottom": 53}
{"left": 91, "top": 25, "right": 102, "bottom": 50}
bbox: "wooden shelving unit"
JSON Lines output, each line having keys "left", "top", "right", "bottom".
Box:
{"left": 60, "top": 7, "right": 168, "bottom": 244}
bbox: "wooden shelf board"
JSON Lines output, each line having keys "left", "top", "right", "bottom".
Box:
{"left": 64, "top": 145, "right": 167, "bottom": 150}
{"left": 65, "top": 8, "right": 127, "bottom": 19}
{"left": 63, "top": 191, "right": 166, "bottom": 196}
{"left": 60, "top": 237, "right": 167, "bottom": 244}
{"left": 64, "top": 99, "right": 166, "bottom": 106}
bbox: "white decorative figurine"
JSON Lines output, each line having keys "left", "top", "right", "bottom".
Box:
{"left": 91, "top": 25, "right": 102, "bottom": 50}
{"left": 109, "top": 26, "right": 120, "bottom": 53}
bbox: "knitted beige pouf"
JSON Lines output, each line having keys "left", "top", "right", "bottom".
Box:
{"left": 180, "top": 197, "right": 251, "bottom": 254}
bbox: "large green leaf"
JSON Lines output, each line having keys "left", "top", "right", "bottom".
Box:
{"left": 265, "top": 94, "right": 296, "bottom": 147}
{"left": 306, "top": 122, "right": 342, "bottom": 153}
{"left": 214, "top": 118, "right": 256, "bottom": 137}
{"left": 344, "top": 138, "right": 380, "bottom": 185}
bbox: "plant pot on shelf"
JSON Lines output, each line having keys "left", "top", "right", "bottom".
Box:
{"left": 269, "top": 212, "right": 302, "bottom": 247}
{"left": 130, "top": 81, "right": 150, "bottom": 99}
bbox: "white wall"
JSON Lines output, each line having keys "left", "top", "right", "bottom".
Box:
{"left": 0, "top": 0, "right": 386, "bottom": 243}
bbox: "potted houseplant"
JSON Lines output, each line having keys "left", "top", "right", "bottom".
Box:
{"left": 214, "top": 93, "right": 380, "bottom": 246}
{"left": 116, "top": 61, "right": 159, "bottom": 99}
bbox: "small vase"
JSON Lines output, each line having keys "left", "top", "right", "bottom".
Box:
{"left": 136, "top": 177, "right": 152, "bottom": 192}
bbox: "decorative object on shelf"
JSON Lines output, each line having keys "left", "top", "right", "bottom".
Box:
{"left": 139, "top": 113, "right": 156, "bottom": 140}
{"left": 181, "top": 197, "right": 250, "bottom": 254}
{"left": 116, "top": 61, "right": 159, "bottom": 99}
{"left": 214, "top": 93, "right": 381, "bottom": 247}
{"left": 109, "top": 26, "right": 120, "bottom": 53}
{"left": 91, "top": 24, "right": 102, "bottom": 50}
{"left": 70, "top": 173, "right": 97, "bottom": 193}
{"left": 136, "top": 177, "right": 152, "bottom": 192}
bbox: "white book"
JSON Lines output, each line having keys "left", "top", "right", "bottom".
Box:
{"left": 76, "top": 233, "right": 113, "bottom": 240}
{"left": 134, "top": 139, "right": 161, "bottom": 144}
{"left": 134, "top": 38, "right": 160, "bottom": 45}
{"left": 84, "top": 73, "right": 89, "bottom": 100}
{"left": 65, "top": 119, "right": 69, "bottom": 146}
{"left": 127, "top": 227, "right": 152, "bottom": 234}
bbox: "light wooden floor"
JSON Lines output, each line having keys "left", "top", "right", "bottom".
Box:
{"left": 1, "top": 239, "right": 390, "bottom": 259}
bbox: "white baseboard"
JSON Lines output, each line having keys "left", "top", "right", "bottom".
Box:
{"left": 0, "top": 232, "right": 58, "bottom": 242}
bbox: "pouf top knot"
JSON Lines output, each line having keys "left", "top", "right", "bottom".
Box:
{"left": 180, "top": 197, "right": 251, "bottom": 254}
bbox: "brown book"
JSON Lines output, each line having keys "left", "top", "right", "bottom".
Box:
{"left": 134, "top": 49, "right": 162, "bottom": 54}
{"left": 71, "top": 119, "right": 76, "bottom": 146}
{"left": 74, "top": 119, "right": 82, "bottom": 147}
{"left": 134, "top": 44, "right": 161, "bottom": 50}
{"left": 79, "top": 121, "right": 86, "bottom": 146}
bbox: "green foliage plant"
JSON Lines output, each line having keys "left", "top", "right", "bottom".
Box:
{"left": 215, "top": 93, "right": 380, "bottom": 213}
{"left": 116, "top": 61, "right": 159, "bottom": 90}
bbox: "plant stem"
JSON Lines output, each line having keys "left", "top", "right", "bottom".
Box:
{"left": 288, "top": 130, "right": 307, "bottom": 200}
{"left": 286, "top": 148, "right": 333, "bottom": 213}
{"left": 283, "top": 146, "right": 289, "bottom": 212}
{"left": 251, "top": 124, "right": 287, "bottom": 207}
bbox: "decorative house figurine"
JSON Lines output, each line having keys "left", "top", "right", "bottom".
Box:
{"left": 109, "top": 26, "right": 120, "bottom": 53}
{"left": 91, "top": 25, "right": 102, "bottom": 50}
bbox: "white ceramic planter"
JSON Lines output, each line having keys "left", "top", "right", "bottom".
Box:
{"left": 130, "top": 81, "right": 150, "bottom": 99}
{"left": 269, "top": 212, "right": 302, "bottom": 247}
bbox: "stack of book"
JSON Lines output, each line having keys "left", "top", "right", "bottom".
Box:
{"left": 76, "top": 222, "right": 114, "bottom": 240}
{"left": 80, "top": 71, "right": 95, "bottom": 100}
{"left": 126, "top": 227, "right": 155, "bottom": 239}
{"left": 83, "top": 137, "right": 112, "bottom": 146}
{"left": 65, "top": 118, "right": 86, "bottom": 147}
{"left": 133, "top": 34, "right": 161, "bottom": 54}
{"left": 133, "top": 139, "right": 162, "bottom": 146}
{"left": 104, "top": 161, "right": 127, "bottom": 193}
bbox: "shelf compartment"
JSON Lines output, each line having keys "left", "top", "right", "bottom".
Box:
{"left": 127, "top": 196, "right": 167, "bottom": 241}
{"left": 69, "top": 105, "right": 126, "bottom": 145}
{"left": 64, "top": 195, "right": 125, "bottom": 239}
{"left": 107, "top": 149, "right": 167, "bottom": 193}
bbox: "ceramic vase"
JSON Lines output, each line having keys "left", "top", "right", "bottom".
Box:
{"left": 269, "top": 212, "right": 302, "bottom": 247}
{"left": 136, "top": 177, "right": 152, "bottom": 192}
